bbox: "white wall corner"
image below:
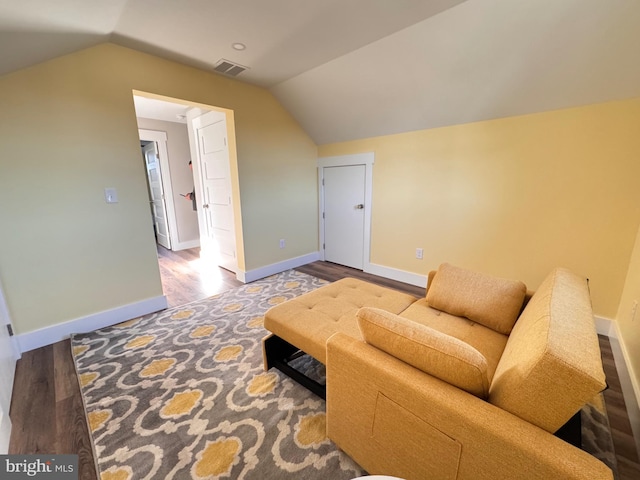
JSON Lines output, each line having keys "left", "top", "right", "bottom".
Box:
{"left": 15, "top": 295, "right": 168, "bottom": 353}
{"left": 236, "top": 252, "right": 321, "bottom": 284}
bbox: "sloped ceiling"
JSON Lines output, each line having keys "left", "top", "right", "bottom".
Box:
{"left": 274, "top": 0, "right": 640, "bottom": 144}
{"left": 1, "top": 0, "right": 639, "bottom": 145}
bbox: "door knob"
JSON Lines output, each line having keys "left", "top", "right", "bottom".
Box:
{"left": 355, "top": 204, "right": 364, "bottom": 209}
{"left": 203, "top": 204, "right": 209, "bottom": 209}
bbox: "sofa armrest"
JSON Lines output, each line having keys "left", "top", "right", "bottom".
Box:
{"left": 326, "top": 333, "right": 612, "bottom": 480}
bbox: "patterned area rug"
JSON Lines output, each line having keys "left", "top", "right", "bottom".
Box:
{"left": 72, "top": 270, "right": 619, "bottom": 479}
{"left": 71, "top": 270, "right": 364, "bottom": 480}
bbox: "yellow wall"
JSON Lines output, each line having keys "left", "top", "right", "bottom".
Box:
{"left": 319, "top": 99, "right": 640, "bottom": 319}
{"left": 3, "top": 40, "right": 639, "bottom": 392}
{"left": 0, "top": 43, "right": 318, "bottom": 335}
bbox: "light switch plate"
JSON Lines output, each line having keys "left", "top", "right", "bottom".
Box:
{"left": 104, "top": 188, "right": 118, "bottom": 204}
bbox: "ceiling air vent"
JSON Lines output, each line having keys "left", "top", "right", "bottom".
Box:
{"left": 214, "top": 59, "right": 248, "bottom": 77}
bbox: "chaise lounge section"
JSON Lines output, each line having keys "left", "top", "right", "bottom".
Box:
{"left": 263, "top": 277, "right": 417, "bottom": 397}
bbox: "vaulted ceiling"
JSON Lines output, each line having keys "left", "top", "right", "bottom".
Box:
{"left": 2, "top": 0, "right": 639, "bottom": 144}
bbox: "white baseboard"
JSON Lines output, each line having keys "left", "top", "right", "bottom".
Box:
{"left": 594, "top": 315, "right": 617, "bottom": 338}
{"left": 594, "top": 316, "right": 640, "bottom": 401}
{"left": 365, "top": 263, "right": 427, "bottom": 288}
{"left": 15, "top": 295, "right": 168, "bottom": 353}
{"left": 237, "top": 252, "right": 321, "bottom": 283}
{"left": 172, "top": 239, "right": 200, "bottom": 251}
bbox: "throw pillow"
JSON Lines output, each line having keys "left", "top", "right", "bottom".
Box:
{"left": 425, "top": 263, "right": 526, "bottom": 335}
{"left": 357, "top": 307, "right": 490, "bottom": 398}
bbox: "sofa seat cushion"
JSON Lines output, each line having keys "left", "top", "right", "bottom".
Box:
{"left": 488, "top": 268, "right": 607, "bottom": 433}
{"left": 400, "top": 299, "right": 508, "bottom": 382}
{"left": 263, "top": 277, "right": 417, "bottom": 364}
{"left": 358, "top": 307, "right": 490, "bottom": 398}
{"left": 426, "top": 263, "right": 527, "bottom": 335}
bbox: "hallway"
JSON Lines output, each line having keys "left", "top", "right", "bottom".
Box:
{"left": 156, "top": 245, "right": 243, "bottom": 307}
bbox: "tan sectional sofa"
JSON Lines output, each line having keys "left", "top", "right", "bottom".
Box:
{"left": 264, "top": 264, "right": 612, "bottom": 479}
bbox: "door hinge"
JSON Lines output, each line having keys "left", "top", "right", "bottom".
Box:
{"left": 322, "top": 212, "right": 325, "bottom": 219}
{"left": 323, "top": 243, "right": 325, "bottom": 250}
{"left": 7, "top": 324, "right": 14, "bottom": 336}
{"left": 322, "top": 179, "right": 324, "bottom": 186}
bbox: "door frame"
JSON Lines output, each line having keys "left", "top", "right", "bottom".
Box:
{"left": 0, "top": 278, "right": 20, "bottom": 454}
{"left": 318, "top": 153, "right": 374, "bottom": 271}
{"left": 0, "top": 280, "right": 20, "bottom": 360}
{"left": 138, "top": 129, "right": 179, "bottom": 250}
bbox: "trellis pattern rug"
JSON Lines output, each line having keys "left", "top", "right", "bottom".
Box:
{"left": 71, "top": 270, "right": 364, "bottom": 480}
{"left": 72, "top": 269, "right": 619, "bottom": 479}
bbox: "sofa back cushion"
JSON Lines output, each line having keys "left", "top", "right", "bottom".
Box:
{"left": 488, "top": 268, "right": 607, "bottom": 433}
{"left": 426, "top": 263, "right": 527, "bottom": 335}
{"left": 357, "top": 307, "right": 490, "bottom": 398}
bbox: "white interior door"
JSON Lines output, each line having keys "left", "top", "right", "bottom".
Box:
{"left": 0, "top": 281, "right": 18, "bottom": 454}
{"left": 323, "top": 165, "right": 366, "bottom": 269}
{"left": 144, "top": 142, "right": 171, "bottom": 249}
{"left": 191, "top": 111, "right": 237, "bottom": 273}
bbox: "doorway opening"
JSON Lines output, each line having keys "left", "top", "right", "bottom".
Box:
{"left": 132, "top": 92, "right": 243, "bottom": 306}
{"left": 139, "top": 131, "right": 175, "bottom": 250}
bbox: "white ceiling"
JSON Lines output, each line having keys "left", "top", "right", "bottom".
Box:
{"left": 2, "top": 0, "right": 640, "bottom": 145}
{"left": 133, "top": 96, "right": 189, "bottom": 124}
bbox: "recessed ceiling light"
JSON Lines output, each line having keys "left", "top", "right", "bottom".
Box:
{"left": 232, "top": 43, "right": 246, "bottom": 51}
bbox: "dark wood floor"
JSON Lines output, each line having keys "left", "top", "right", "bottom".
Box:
{"left": 8, "top": 255, "right": 640, "bottom": 479}
{"left": 296, "top": 261, "right": 427, "bottom": 298}
{"left": 9, "top": 341, "right": 97, "bottom": 480}
{"left": 599, "top": 337, "right": 640, "bottom": 478}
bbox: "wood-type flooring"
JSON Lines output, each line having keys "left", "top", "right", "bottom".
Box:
{"left": 8, "top": 254, "right": 640, "bottom": 479}
{"left": 156, "top": 245, "right": 243, "bottom": 307}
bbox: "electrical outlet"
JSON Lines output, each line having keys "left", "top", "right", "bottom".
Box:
{"left": 279, "top": 239, "right": 285, "bottom": 249}
{"left": 104, "top": 187, "right": 118, "bottom": 204}
{"left": 416, "top": 248, "right": 423, "bottom": 260}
